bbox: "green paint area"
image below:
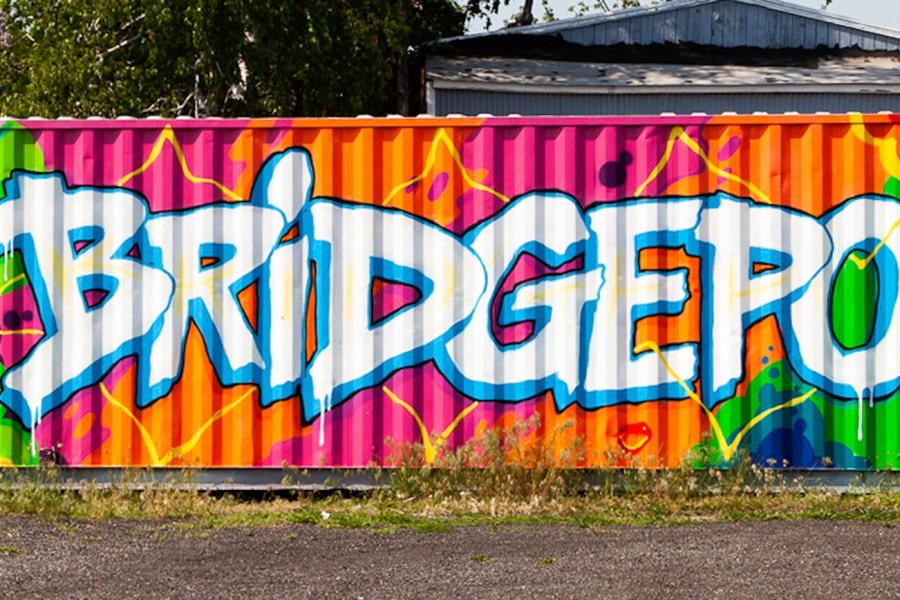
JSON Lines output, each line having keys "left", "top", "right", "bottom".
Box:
{"left": 0, "top": 406, "right": 37, "bottom": 466}
{"left": 688, "top": 359, "right": 808, "bottom": 467}
{"left": 885, "top": 176, "right": 900, "bottom": 200}
{"left": 0, "top": 364, "right": 37, "bottom": 466}
{"left": 831, "top": 250, "right": 879, "bottom": 349}
{"left": 0, "top": 121, "right": 43, "bottom": 466}
{"left": 0, "top": 251, "right": 29, "bottom": 295}
{"left": 809, "top": 391, "right": 900, "bottom": 470}
{"left": 0, "top": 122, "right": 45, "bottom": 196}
{"left": 689, "top": 358, "right": 900, "bottom": 470}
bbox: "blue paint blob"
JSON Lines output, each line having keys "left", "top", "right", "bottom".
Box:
{"left": 754, "top": 427, "right": 816, "bottom": 468}
{"left": 757, "top": 382, "right": 788, "bottom": 410}
{"left": 761, "top": 356, "right": 769, "bottom": 365}
{"left": 768, "top": 367, "right": 780, "bottom": 379}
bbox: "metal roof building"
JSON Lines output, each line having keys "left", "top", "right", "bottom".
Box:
{"left": 426, "top": 0, "right": 900, "bottom": 115}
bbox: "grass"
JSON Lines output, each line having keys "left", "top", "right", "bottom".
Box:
{"left": 0, "top": 470, "right": 899, "bottom": 532}
{"left": 0, "top": 416, "right": 899, "bottom": 532}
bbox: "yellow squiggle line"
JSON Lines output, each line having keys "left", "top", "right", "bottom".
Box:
{"left": 99, "top": 382, "right": 255, "bottom": 466}
{"left": 847, "top": 218, "right": 900, "bottom": 270}
{"left": 0, "top": 329, "right": 42, "bottom": 336}
{"left": 158, "top": 388, "right": 255, "bottom": 464}
{"left": 434, "top": 400, "right": 482, "bottom": 450}
{"left": 117, "top": 125, "right": 243, "bottom": 201}
{"left": 99, "top": 382, "right": 161, "bottom": 465}
{"left": 383, "top": 385, "right": 479, "bottom": 464}
{"left": 633, "top": 340, "right": 729, "bottom": 454}
{"left": 0, "top": 274, "right": 25, "bottom": 296}
{"left": 383, "top": 386, "right": 431, "bottom": 450}
{"left": 727, "top": 388, "right": 816, "bottom": 457}
{"left": 634, "top": 340, "right": 816, "bottom": 461}
{"left": 620, "top": 436, "right": 650, "bottom": 453}
{"left": 834, "top": 116, "right": 900, "bottom": 269}
{"left": 634, "top": 126, "right": 772, "bottom": 204}
{"left": 849, "top": 114, "right": 900, "bottom": 181}
{"left": 383, "top": 129, "right": 509, "bottom": 206}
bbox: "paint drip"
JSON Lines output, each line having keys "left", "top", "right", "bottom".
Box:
{"left": 30, "top": 403, "right": 42, "bottom": 456}
{"left": 318, "top": 394, "right": 327, "bottom": 447}
{"left": 857, "top": 388, "right": 864, "bottom": 442}
{"left": 869, "top": 387, "right": 874, "bottom": 409}
{"left": 3, "top": 239, "right": 10, "bottom": 281}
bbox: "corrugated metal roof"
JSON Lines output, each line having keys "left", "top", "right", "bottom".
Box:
{"left": 431, "top": 89, "right": 900, "bottom": 116}
{"left": 427, "top": 56, "right": 900, "bottom": 90}
{"left": 444, "top": 0, "right": 900, "bottom": 50}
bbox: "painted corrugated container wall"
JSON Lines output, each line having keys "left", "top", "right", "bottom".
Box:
{"left": 0, "top": 115, "right": 898, "bottom": 470}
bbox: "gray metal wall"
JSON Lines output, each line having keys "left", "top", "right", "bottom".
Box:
{"left": 433, "top": 90, "right": 900, "bottom": 116}
{"left": 529, "top": 0, "right": 900, "bottom": 50}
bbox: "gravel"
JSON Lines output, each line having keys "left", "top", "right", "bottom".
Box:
{"left": 0, "top": 517, "right": 898, "bottom": 599}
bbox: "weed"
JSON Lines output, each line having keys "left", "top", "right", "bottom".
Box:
{"left": 0, "top": 545, "right": 22, "bottom": 554}
{"left": 471, "top": 554, "right": 490, "bottom": 562}
{"left": 386, "top": 412, "right": 587, "bottom": 504}
{"left": 0, "top": 414, "right": 898, "bottom": 531}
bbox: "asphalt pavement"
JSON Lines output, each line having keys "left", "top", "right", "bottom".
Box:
{"left": 0, "top": 517, "right": 897, "bottom": 599}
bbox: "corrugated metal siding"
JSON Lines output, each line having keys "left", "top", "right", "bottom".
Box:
{"left": 434, "top": 90, "right": 900, "bottom": 116}
{"left": 548, "top": 0, "right": 900, "bottom": 50}
{"left": 0, "top": 115, "right": 898, "bottom": 470}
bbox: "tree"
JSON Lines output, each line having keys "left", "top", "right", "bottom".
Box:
{"left": 468, "top": 0, "right": 832, "bottom": 26}
{"left": 0, "top": 0, "right": 465, "bottom": 118}
{"left": 463, "top": 0, "right": 647, "bottom": 27}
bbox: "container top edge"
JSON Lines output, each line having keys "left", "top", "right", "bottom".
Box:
{"left": 1, "top": 114, "right": 896, "bottom": 129}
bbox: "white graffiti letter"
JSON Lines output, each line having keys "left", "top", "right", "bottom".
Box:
{"left": 439, "top": 192, "right": 601, "bottom": 407}
{"left": 142, "top": 203, "right": 285, "bottom": 402}
{"left": 785, "top": 196, "right": 900, "bottom": 401}
{"left": 583, "top": 198, "right": 702, "bottom": 406}
{"left": 303, "top": 201, "right": 485, "bottom": 419}
{"left": 252, "top": 149, "right": 315, "bottom": 404}
{"left": 692, "top": 194, "right": 830, "bottom": 405}
{"left": 0, "top": 172, "right": 173, "bottom": 427}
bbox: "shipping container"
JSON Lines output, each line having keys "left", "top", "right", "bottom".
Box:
{"left": 0, "top": 114, "right": 898, "bottom": 471}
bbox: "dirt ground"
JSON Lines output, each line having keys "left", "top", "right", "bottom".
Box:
{"left": 0, "top": 517, "right": 898, "bottom": 599}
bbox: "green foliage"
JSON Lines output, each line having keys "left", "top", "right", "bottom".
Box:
{"left": 0, "top": 0, "right": 464, "bottom": 118}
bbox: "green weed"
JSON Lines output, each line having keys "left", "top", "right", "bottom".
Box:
{"left": 0, "top": 415, "right": 898, "bottom": 531}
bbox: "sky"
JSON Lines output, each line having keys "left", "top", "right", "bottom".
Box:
{"left": 467, "top": 0, "right": 900, "bottom": 32}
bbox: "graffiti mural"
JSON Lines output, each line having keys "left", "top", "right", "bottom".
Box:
{"left": 0, "top": 115, "right": 898, "bottom": 470}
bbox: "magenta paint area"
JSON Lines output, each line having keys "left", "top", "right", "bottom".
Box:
{"left": 33, "top": 359, "right": 134, "bottom": 465}
{"left": 29, "top": 125, "right": 251, "bottom": 211}
{"left": 465, "top": 117, "right": 714, "bottom": 206}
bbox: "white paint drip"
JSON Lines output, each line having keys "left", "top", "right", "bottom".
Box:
{"left": 857, "top": 387, "right": 864, "bottom": 442}
{"left": 3, "top": 238, "right": 10, "bottom": 281}
{"left": 869, "top": 387, "right": 874, "bottom": 409}
{"left": 318, "top": 396, "right": 325, "bottom": 447}
{"left": 318, "top": 393, "right": 330, "bottom": 448}
{"left": 29, "top": 405, "right": 41, "bottom": 456}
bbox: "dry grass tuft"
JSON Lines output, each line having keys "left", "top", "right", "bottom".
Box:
{"left": 1, "top": 414, "right": 898, "bottom": 530}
